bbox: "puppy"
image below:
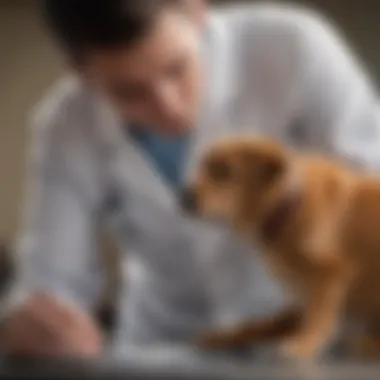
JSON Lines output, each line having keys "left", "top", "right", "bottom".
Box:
{"left": 181, "top": 135, "right": 380, "bottom": 360}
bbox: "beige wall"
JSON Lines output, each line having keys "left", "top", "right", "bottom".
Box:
{"left": 0, "top": 0, "right": 379, "bottom": 242}
{"left": 0, "top": 2, "right": 64, "bottom": 241}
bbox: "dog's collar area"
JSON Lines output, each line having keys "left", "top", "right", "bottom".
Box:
{"left": 259, "top": 191, "right": 302, "bottom": 244}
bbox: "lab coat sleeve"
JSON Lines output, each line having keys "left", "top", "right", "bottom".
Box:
{"left": 3, "top": 114, "right": 105, "bottom": 317}
{"left": 297, "top": 11, "right": 380, "bottom": 170}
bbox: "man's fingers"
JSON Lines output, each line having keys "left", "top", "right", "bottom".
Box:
{"left": 29, "top": 292, "right": 99, "bottom": 333}
{"left": 4, "top": 293, "right": 103, "bottom": 357}
{"left": 30, "top": 293, "right": 104, "bottom": 355}
{"left": 4, "top": 311, "right": 56, "bottom": 354}
{"left": 23, "top": 295, "right": 66, "bottom": 341}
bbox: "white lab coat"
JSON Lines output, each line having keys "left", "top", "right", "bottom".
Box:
{"left": 9, "top": 4, "right": 380, "bottom": 347}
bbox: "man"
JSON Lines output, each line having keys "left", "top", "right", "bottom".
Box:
{"left": 2, "top": 0, "right": 380, "bottom": 357}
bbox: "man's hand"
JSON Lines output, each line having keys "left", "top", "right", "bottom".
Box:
{"left": 1, "top": 292, "right": 103, "bottom": 358}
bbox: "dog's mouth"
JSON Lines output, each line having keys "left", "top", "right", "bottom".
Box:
{"left": 179, "top": 188, "right": 231, "bottom": 227}
{"left": 179, "top": 187, "right": 198, "bottom": 215}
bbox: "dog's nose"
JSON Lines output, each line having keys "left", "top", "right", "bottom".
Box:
{"left": 180, "top": 188, "right": 198, "bottom": 213}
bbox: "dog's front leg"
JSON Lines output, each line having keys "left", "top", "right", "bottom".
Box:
{"left": 197, "top": 307, "right": 301, "bottom": 350}
{"left": 280, "top": 265, "right": 348, "bottom": 359}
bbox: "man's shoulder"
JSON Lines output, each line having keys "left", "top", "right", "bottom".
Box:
{"left": 212, "top": 3, "right": 352, "bottom": 96}
{"left": 28, "top": 75, "right": 107, "bottom": 177}
{"left": 29, "top": 77, "right": 107, "bottom": 202}
{"left": 213, "top": 2, "right": 339, "bottom": 54}
{"left": 215, "top": 2, "right": 332, "bottom": 32}
{"left": 32, "top": 75, "right": 90, "bottom": 129}
{"left": 29, "top": 75, "right": 101, "bottom": 152}
{"left": 221, "top": 3, "right": 367, "bottom": 83}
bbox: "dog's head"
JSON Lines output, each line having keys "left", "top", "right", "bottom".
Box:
{"left": 181, "top": 135, "right": 292, "bottom": 229}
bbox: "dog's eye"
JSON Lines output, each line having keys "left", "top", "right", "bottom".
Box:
{"left": 208, "top": 160, "right": 232, "bottom": 182}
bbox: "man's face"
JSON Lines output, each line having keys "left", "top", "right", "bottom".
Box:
{"left": 84, "top": 9, "right": 203, "bottom": 134}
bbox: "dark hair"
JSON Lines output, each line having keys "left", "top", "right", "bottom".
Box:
{"left": 43, "top": 0, "right": 184, "bottom": 58}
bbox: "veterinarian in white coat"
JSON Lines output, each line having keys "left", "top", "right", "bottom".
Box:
{"left": 3, "top": 0, "right": 380, "bottom": 356}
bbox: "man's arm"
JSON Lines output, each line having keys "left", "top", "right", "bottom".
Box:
{"left": 294, "top": 10, "right": 380, "bottom": 168}
{"left": 2, "top": 110, "right": 105, "bottom": 356}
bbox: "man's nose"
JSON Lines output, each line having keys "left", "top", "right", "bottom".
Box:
{"left": 179, "top": 188, "right": 198, "bottom": 213}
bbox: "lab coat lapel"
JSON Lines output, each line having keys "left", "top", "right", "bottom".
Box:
{"left": 94, "top": 97, "right": 176, "bottom": 210}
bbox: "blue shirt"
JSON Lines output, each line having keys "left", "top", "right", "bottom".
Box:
{"left": 129, "top": 125, "right": 190, "bottom": 191}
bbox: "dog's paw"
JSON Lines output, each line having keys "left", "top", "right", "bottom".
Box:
{"left": 278, "top": 336, "right": 318, "bottom": 361}
{"left": 347, "top": 335, "right": 380, "bottom": 359}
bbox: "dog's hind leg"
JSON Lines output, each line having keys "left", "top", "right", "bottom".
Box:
{"left": 347, "top": 323, "right": 380, "bottom": 359}
{"left": 279, "top": 258, "right": 350, "bottom": 359}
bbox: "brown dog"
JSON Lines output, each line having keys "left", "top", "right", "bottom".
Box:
{"left": 182, "top": 135, "right": 380, "bottom": 359}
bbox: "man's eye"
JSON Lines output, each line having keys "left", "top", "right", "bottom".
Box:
{"left": 208, "top": 161, "right": 232, "bottom": 182}
{"left": 110, "top": 84, "right": 148, "bottom": 102}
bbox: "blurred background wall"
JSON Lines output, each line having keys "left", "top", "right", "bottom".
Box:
{"left": 0, "top": 0, "right": 379, "bottom": 305}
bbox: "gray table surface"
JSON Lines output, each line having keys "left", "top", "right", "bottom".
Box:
{"left": 1, "top": 344, "right": 379, "bottom": 380}
{"left": 108, "top": 344, "right": 380, "bottom": 380}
